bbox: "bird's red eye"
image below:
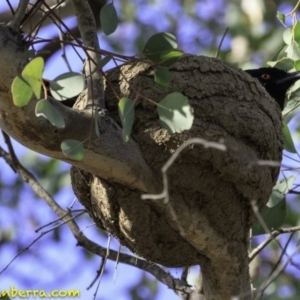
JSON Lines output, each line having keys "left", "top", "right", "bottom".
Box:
{"left": 261, "top": 74, "right": 271, "bottom": 80}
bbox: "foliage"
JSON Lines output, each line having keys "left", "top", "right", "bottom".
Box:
{"left": 2, "top": 0, "right": 300, "bottom": 300}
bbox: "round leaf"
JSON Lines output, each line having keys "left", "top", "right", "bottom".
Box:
{"left": 157, "top": 92, "right": 194, "bottom": 134}
{"left": 293, "top": 21, "right": 300, "bottom": 44}
{"left": 61, "top": 139, "right": 84, "bottom": 161}
{"left": 100, "top": 3, "right": 118, "bottom": 35}
{"left": 285, "top": 41, "right": 300, "bottom": 60}
{"left": 269, "top": 176, "right": 295, "bottom": 207}
{"left": 142, "top": 33, "right": 178, "bottom": 63}
{"left": 22, "top": 57, "right": 44, "bottom": 99}
{"left": 49, "top": 72, "right": 85, "bottom": 101}
{"left": 118, "top": 97, "right": 135, "bottom": 142}
{"left": 251, "top": 199, "right": 287, "bottom": 235}
{"left": 155, "top": 66, "right": 172, "bottom": 88}
{"left": 283, "top": 28, "right": 292, "bottom": 45}
{"left": 35, "top": 99, "right": 65, "bottom": 128}
{"left": 11, "top": 75, "right": 33, "bottom": 107}
{"left": 251, "top": 176, "right": 295, "bottom": 235}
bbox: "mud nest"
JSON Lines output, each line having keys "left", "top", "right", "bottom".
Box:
{"left": 71, "top": 55, "right": 282, "bottom": 267}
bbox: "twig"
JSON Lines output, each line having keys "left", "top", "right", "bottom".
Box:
{"left": 255, "top": 239, "right": 299, "bottom": 300}
{"left": 8, "top": 0, "right": 29, "bottom": 30}
{"left": 0, "top": 145, "right": 191, "bottom": 295}
{"left": 71, "top": 0, "right": 104, "bottom": 109}
{"left": 113, "top": 244, "right": 121, "bottom": 284}
{"left": 92, "top": 234, "right": 111, "bottom": 300}
{"left": 216, "top": 27, "right": 229, "bottom": 58}
{"left": 141, "top": 138, "right": 227, "bottom": 202}
{"left": 249, "top": 225, "right": 300, "bottom": 261}
{"left": 2, "top": 131, "right": 18, "bottom": 172}
{"left": 6, "top": 0, "right": 15, "bottom": 15}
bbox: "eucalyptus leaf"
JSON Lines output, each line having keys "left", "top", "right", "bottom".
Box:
{"left": 285, "top": 41, "right": 300, "bottom": 60}
{"left": 11, "top": 76, "right": 33, "bottom": 107}
{"left": 61, "top": 139, "right": 84, "bottom": 161}
{"left": 269, "top": 176, "right": 295, "bottom": 207}
{"left": 157, "top": 92, "right": 194, "bottom": 134}
{"left": 155, "top": 66, "right": 172, "bottom": 88}
{"left": 143, "top": 32, "right": 178, "bottom": 63}
{"left": 252, "top": 198, "right": 286, "bottom": 235}
{"left": 100, "top": 3, "right": 118, "bottom": 35}
{"left": 35, "top": 99, "right": 65, "bottom": 128}
{"left": 277, "top": 11, "right": 285, "bottom": 26}
{"left": 22, "top": 57, "right": 44, "bottom": 99}
{"left": 49, "top": 72, "right": 85, "bottom": 101}
{"left": 118, "top": 97, "right": 135, "bottom": 142}
{"left": 282, "top": 120, "right": 297, "bottom": 153}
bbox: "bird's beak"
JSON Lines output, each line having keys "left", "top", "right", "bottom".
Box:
{"left": 276, "top": 71, "right": 300, "bottom": 85}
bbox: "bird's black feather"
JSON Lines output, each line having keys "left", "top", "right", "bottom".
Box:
{"left": 245, "top": 67, "right": 300, "bottom": 110}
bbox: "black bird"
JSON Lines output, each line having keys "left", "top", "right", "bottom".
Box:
{"left": 245, "top": 67, "right": 300, "bottom": 110}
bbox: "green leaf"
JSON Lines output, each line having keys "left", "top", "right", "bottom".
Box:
{"left": 0, "top": 295, "right": 11, "bottom": 300}
{"left": 160, "top": 49, "right": 184, "bottom": 66}
{"left": 35, "top": 99, "right": 65, "bottom": 128}
{"left": 100, "top": 3, "right": 118, "bottom": 35}
{"left": 252, "top": 199, "right": 286, "bottom": 235}
{"left": 11, "top": 75, "right": 33, "bottom": 107}
{"left": 91, "top": 55, "right": 113, "bottom": 76}
{"left": 118, "top": 97, "right": 135, "bottom": 142}
{"left": 49, "top": 72, "right": 85, "bottom": 101}
{"left": 61, "top": 139, "right": 84, "bottom": 161}
{"left": 97, "top": 55, "right": 112, "bottom": 69}
{"left": 252, "top": 177, "right": 295, "bottom": 235}
{"left": 22, "top": 57, "right": 44, "bottom": 99}
{"left": 267, "top": 58, "right": 294, "bottom": 71}
{"left": 157, "top": 92, "right": 194, "bottom": 134}
{"left": 285, "top": 41, "right": 300, "bottom": 60}
{"left": 283, "top": 28, "right": 292, "bottom": 45}
{"left": 142, "top": 32, "right": 178, "bottom": 63}
{"left": 277, "top": 11, "right": 286, "bottom": 26}
{"left": 155, "top": 66, "right": 172, "bottom": 88}
{"left": 294, "top": 59, "right": 300, "bottom": 70}
{"left": 293, "top": 21, "right": 300, "bottom": 44}
{"left": 282, "top": 119, "right": 297, "bottom": 153}
{"left": 270, "top": 176, "right": 295, "bottom": 207}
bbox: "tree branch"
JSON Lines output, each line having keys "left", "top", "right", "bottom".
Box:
{"left": 71, "top": 0, "right": 104, "bottom": 108}
{"left": 8, "top": 0, "right": 29, "bottom": 30}
{"left": 0, "top": 145, "right": 191, "bottom": 295}
{"left": 0, "top": 24, "right": 158, "bottom": 193}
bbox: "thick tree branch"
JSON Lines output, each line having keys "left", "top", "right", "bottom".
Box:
{"left": 0, "top": 143, "right": 191, "bottom": 295}
{"left": 0, "top": 25, "right": 158, "bottom": 193}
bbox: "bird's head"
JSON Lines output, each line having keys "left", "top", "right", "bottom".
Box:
{"left": 245, "top": 67, "right": 300, "bottom": 110}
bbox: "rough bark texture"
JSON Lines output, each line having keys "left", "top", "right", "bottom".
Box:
{"left": 0, "top": 24, "right": 283, "bottom": 300}
{"left": 71, "top": 55, "right": 283, "bottom": 299}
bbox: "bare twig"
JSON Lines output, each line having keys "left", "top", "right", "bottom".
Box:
{"left": 92, "top": 234, "right": 111, "bottom": 300}
{"left": 0, "top": 145, "right": 192, "bottom": 295}
{"left": 216, "top": 27, "right": 229, "bottom": 58}
{"left": 255, "top": 240, "right": 299, "bottom": 300}
{"left": 249, "top": 225, "right": 300, "bottom": 261}
{"left": 142, "top": 138, "right": 227, "bottom": 202}
{"left": 6, "top": 0, "right": 15, "bottom": 15}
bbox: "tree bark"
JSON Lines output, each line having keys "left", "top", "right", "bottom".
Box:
{"left": 0, "top": 24, "right": 282, "bottom": 300}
